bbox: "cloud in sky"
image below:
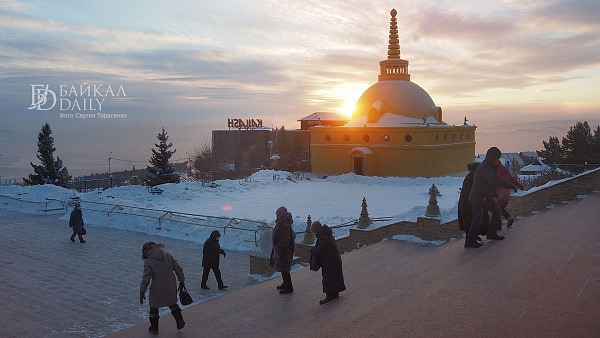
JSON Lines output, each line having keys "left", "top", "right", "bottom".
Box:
{"left": 0, "top": 0, "right": 599, "bottom": 180}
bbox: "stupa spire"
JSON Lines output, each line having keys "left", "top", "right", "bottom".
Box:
{"left": 378, "top": 9, "right": 410, "bottom": 81}
{"left": 388, "top": 9, "right": 400, "bottom": 59}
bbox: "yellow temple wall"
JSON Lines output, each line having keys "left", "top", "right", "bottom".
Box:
{"left": 310, "top": 125, "right": 476, "bottom": 177}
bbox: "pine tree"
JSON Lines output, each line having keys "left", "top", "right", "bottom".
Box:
{"left": 147, "top": 127, "right": 179, "bottom": 186}
{"left": 561, "top": 121, "right": 593, "bottom": 164}
{"left": 592, "top": 125, "right": 600, "bottom": 164}
{"left": 537, "top": 136, "right": 563, "bottom": 164}
{"left": 25, "top": 122, "right": 70, "bottom": 186}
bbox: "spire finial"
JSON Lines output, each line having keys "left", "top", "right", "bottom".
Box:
{"left": 388, "top": 9, "right": 400, "bottom": 59}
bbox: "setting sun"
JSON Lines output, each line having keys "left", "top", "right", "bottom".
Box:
{"left": 339, "top": 100, "right": 357, "bottom": 117}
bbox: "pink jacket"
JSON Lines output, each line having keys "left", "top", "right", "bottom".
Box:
{"left": 494, "top": 164, "right": 524, "bottom": 205}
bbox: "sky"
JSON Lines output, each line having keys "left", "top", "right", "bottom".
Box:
{"left": 1, "top": 0, "right": 599, "bottom": 181}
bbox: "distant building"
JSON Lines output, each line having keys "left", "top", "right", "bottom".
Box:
{"left": 298, "top": 112, "right": 349, "bottom": 130}
{"left": 310, "top": 9, "right": 476, "bottom": 177}
{"left": 212, "top": 127, "right": 310, "bottom": 171}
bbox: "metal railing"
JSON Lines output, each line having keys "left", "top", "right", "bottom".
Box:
{"left": 71, "top": 199, "right": 272, "bottom": 247}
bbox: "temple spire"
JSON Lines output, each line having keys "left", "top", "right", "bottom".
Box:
{"left": 378, "top": 9, "right": 410, "bottom": 82}
{"left": 388, "top": 9, "right": 400, "bottom": 59}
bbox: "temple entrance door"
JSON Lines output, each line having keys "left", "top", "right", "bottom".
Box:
{"left": 353, "top": 157, "right": 364, "bottom": 175}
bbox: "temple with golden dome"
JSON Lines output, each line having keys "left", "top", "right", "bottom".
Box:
{"left": 310, "top": 9, "right": 476, "bottom": 177}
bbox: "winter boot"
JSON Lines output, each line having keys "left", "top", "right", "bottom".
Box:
{"left": 171, "top": 308, "right": 185, "bottom": 330}
{"left": 218, "top": 285, "right": 228, "bottom": 290}
{"left": 507, "top": 216, "right": 514, "bottom": 228}
{"left": 148, "top": 315, "right": 159, "bottom": 335}
{"left": 276, "top": 283, "right": 285, "bottom": 290}
{"left": 319, "top": 293, "right": 339, "bottom": 305}
{"left": 70, "top": 234, "right": 76, "bottom": 242}
{"left": 465, "top": 240, "right": 482, "bottom": 248}
{"left": 487, "top": 234, "right": 505, "bottom": 240}
{"left": 201, "top": 284, "right": 210, "bottom": 290}
{"left": 78, "top": 234, "right": 86, "bottom": 243}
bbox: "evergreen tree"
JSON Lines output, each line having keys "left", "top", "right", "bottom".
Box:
{"left": 592, "top": 125, "right": 600, "bottom": 163}
{"left": 537, "top": 136, "right": 563, "bottom": 164}
{"left": 25, "top": 122, "right": 70, "bottom": 187}
{"left": 561, "top": 121, "right": 593, "bottom": 164}
{"left": 147, "top": 127, "right": 179, "bottom": 186}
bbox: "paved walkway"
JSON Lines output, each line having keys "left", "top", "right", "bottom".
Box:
{"left": 0, "top": 209, "right": 257, "bottom": 337}
{"left": 112, "top": 192, "right": 600, "bottom": 337}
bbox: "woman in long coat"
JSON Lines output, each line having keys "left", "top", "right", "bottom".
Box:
{"left": 69, "top": 202, "right": 85, "bottom": 243}
{"left": 201, "top": 230, "right": 227, "bottom": 290}
{"left": 310, "top": 221, "right": 346, "bottom": 305}
{"left": 140, "top": 242, "right": 186, "bottom": 334}
{"left": 458, "top": 163, "right": 490, "bottom": 242}
{"left": 270, "top": 206, "right": 295, "bottom": 294}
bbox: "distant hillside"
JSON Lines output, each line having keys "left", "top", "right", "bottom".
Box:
{"left": 475, "top": 119, "right": 600, "bottom": 154}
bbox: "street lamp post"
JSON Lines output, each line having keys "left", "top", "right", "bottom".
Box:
{"left": 108, "top": 152, "right": 113, "bottom": 188}
{"left": 186, "top": 152, "right": 192, "bottom": 180}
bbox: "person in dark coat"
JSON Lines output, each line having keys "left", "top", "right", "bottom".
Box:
{"left": 310, "top": 221, "right": 346, "bottom": 305}
{"left": 201, "top": 230, "right": 227, "bottom": 290}
{"left": 270, "top": 206, "right": 295, "bottom": 294}
{"left": 458, "top": 163, "right": 489, "bottom": 240}
{"left": 69, "top": 203, "right": 85, "bottom": 243}
{"left": 140, "top": 242, "right": 186, "bottom": 334}
{"left": 466, "top": 147, "right": 518, "bottom": 248}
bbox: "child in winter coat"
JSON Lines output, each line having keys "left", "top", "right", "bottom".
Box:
{"left": 494, "top": 160, "right": 524, "bottom": 227}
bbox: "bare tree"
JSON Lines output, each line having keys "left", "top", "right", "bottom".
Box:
{"left": 192, "top": 139, "right": 223, "bottom": 175}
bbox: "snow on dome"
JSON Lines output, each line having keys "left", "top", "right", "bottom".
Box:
{"left": 352, "top": 80, "right": 438, "bottom": 120}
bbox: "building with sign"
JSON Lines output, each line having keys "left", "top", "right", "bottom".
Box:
{"left": 310, "top": 9, "right": 476, "bottom": 177}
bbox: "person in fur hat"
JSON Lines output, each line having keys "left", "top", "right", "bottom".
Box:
{"left": 270, "top": 206, "right": 295, "bottom": 294}
{"left": 310, "top": 221, "right": 346, "bottom": 305}
{"left": 466, "top": 147, "right": 518, "bottom": 248}
{"left": 69, "top": 202, "right": 85, "bottom": 243}
{"left": 201, "top": 230, "right": 227, "bottom": 290}
{"left": 140, "top": 242, "right": 186, "bottom": 334}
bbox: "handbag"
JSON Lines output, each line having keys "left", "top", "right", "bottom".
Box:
{"left": 310, "top": 252, "right": 321, "bottom": 272}
{"left": 179, "top": 286, "right": 193, "bottom": 306}
{"left": 81, "top": 227, "right": 87, "bottom": 235}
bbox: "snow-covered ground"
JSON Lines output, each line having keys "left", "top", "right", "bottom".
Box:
{"left": 2, "top": 168, "right": 593, "bottom": 254}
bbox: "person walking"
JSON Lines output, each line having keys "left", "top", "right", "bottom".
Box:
{"left": 310, "top": 221, "right": 346, "bottom": 305}
{"left": 466, "top": 147, "right": 518, "bottom": 248}
{"left": 140, "top": 242, "right": 186, "bottom": 334}
{"left": 270, "top": 206, "right": 295, "bottom": 294}
{"left": 458, "top": 162, "right": 489, "bottom": 242}
{"left": 69, "top": 202, "right": 85, "bottom": 243}
{"left": 494, "top": 160, "right": 524, "bottom": 228}
{"left": 201, "top": 230, "right": 228, "bottom": 290}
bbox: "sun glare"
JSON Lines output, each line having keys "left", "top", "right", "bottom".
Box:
{"left": 339, "top": 100, "right": 357, "bottom": 118}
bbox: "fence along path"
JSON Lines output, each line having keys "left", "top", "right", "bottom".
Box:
{"left": 0, "top": 194, "right": 272, "bottom": 247}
